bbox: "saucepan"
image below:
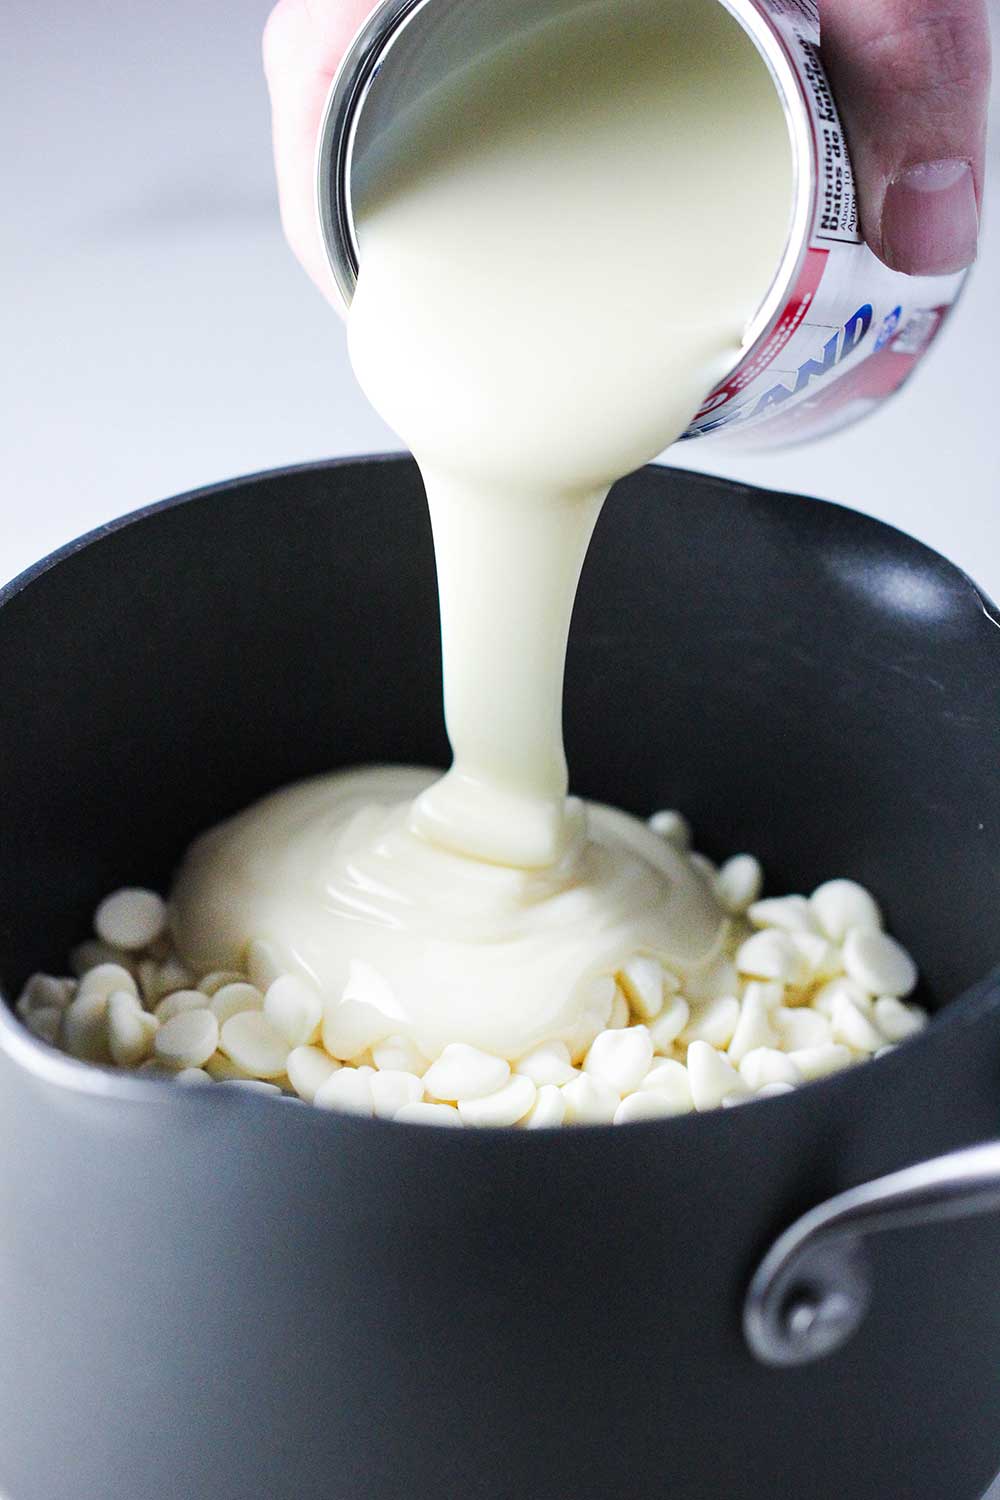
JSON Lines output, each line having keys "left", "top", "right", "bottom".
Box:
{"left": 1, "top": 456, "right": 999, "bottom": 1500}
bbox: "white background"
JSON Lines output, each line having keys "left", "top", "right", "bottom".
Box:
{"left": 2, "top": 0, "right": 999, "bottom": 596}
{"left": 3, "top": 10, "right": 1000, "bottom": 1492}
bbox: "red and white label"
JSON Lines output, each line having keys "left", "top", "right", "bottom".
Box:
{"left": 685, "top": 0, "right": 967, "bottom": 446}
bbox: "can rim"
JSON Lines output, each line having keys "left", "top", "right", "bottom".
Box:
{"left": 315, "top": 0, "right": 815, "bottom": 357}
{"left": 316, "top": 0, "right": 433, "bottom": 309}
{"left": 718, "top": 0, "right": 814, "bottom": 353}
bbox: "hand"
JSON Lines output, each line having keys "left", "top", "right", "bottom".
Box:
{"left": 822, "top": 0, "right": 991, "bottom": 274}
{"left": 263, "top": 0, "right": 372, "bottom": 306}
{"left": 264, "top": 0, "right": 992, "bottom": 303}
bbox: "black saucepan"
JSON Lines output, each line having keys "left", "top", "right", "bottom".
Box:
{"left": 1, "top": 456, "right": 998, "bottom": 1500}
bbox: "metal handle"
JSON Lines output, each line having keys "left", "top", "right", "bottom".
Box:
{"left": 744, "top": 1139, "right": 1000, "bottom": 1367}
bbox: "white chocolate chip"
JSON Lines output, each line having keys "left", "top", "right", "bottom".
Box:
{"left": 15, "top": 973, "right": 74, "bottom": 1017}
{"left": 322, "top": 998, "right": 391, "bottom": 1062}
{"left": 314, "top": 1066, "right": 374, "bottom": 1115}
{"left": 810, "top": 879, "right": 883, "bottom": 942}
{"left": 773, "top": 1007, "right": 831, "bottom": 1051}
{"left": 874, "top": 997, "right": 928, "bottom": 1043}
{"left": 617, "top": 955, "right": 666, "bottom": 1019}
{"left": 155, "top": 989, "right": 210, "bottom": 1023}
{"left": 736, "top": 929, "right": 809, "bottom": 985}
{"left": 649, "top": 995, "right": 690, "bottom": 1053}
{"left": 747, "top": 895, "right": 819, "bottom": 934}
{"left": 637, "top": 1057, "right": 693, "bottom": 1113}
{"left": 175, "top": 1067, "right": 212, "bottom": 1085}
{"left": 584, "top": 1026, "right": 653, "bottom": 1095}
{"left": 561, "top": 1074, "right": 620, "bottom": 1125}
{"left": 264, "top": 975, "right": 323, "bottom": 1047}
{"left": 714, "top": 854, "right": 763, "bottom": 915}
{"left": 515, "top": 1040, "right": 576, "bottom": 1087}
{"left": 458, "top": 1074, "right": 537, "bottom": 1127}
{"left": 372, "top": 1034, "right": 430, "bottom": 1075}
{"left": 790, "top": 932, "right": 841, "bottom": 983}
{"left": 681, "top": 996, "right": 740, "bottom": 1049}
{"left": 154, "top": 1009, "right": 219, "bottom": 1069}
{"left": 842, "top": 929, "right": 918, "bottom": 999}
{"left": 198, "top": 970, "right": 248, "bottom": 997}
{"left": 757, "top": 1081, "right": 796, "bottom": 1099}
{"left": 423, "top": 1044, "right": 510, "bottom": 1102}
{"left": 286, "top": 1045, "right": 341, "bottom": 1102}
{"left": 744, "top": 979, "right": 784, "bottom": 1011}
{"left": 522, "top": 1083, "right": 567, "bottom": 1129}
{"left": 220, "top": 1011, "right": 291, "bottom": 1079}
{"left": 209, "top": 983, "right": 264, "bottom": 1025}
{"left": 77, "top": 962, "right": 138, "bottom": 1002}
{"left": 370, "top": 1069, "right": 425, "bottom": 1119}
{"left": 738, "top": 1047, "right": 801, "bottom": 1091}
{"left": 62, "top": 989, "right": 112, "bottom": 1062}
{"left": 394, "top": 1101, "right": 463, "bottom": 1127}
{"left": 615, "top": 1090, "right": 682, "bottom": 1124}
{"left": 788, "top": 1043, "right": 854, "bottom": 1081}
{"left": 140, "top": 958, "right": 193, "bottom": 1005}
{"left": 108, "top": 992, "right": 158, "bottom": 1066}
{"left": 812, "top": 976, "right": 873, "bottom": 1018}
{"left": 687, "top": 1041, "right": 748, "bottom": 1111}
{"left": 830, "top": 994, "right": 885, "bottom": 1054}
{"left": 727, "top": 986, "right": 779, "bottom": 1063}
{"left": 648, "top": 809, "right": 691, "bottom": 847}
{"left": 94, "top": 888, "right": 167, "bottom": 952}
{"left": 204, "top": 1052, "right": 256, "bottom": 1082}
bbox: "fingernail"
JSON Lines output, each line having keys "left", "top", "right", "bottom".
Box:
{"left": 882, "top": 159, "right": 979, "bottom": 276}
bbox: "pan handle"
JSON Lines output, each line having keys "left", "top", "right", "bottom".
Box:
{"left": 743, "top": 1139, "right": 1000, "bottom": 1366}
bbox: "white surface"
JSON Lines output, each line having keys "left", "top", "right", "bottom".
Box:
{"left": 2, "top": 7, "right": 999, "bottom": 1490}
{"left": 1, "top": 0, "right": 999, "bottom": 598}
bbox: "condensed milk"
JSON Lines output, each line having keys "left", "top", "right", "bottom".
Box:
{"left": 171, "top": 0, "right": 794, "bottom": 1061}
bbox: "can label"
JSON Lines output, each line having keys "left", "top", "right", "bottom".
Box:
{"left": 684, "top": 0, "right": 967, "bottom": 445}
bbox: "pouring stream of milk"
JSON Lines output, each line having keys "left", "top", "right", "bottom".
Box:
{"left": 171, "top": 0, "right": 793, "bottom": 1061}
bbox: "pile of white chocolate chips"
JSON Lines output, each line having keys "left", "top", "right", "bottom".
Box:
{"left": 15, "top": 811, "right": 927, "bottom": 1127}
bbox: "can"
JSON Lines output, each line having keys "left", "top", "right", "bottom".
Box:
{"left": 316, "top": 0, "right": 970, "bottom": 447}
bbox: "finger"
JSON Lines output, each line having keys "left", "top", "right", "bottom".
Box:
{"left": 263, "top": 0, "right": 373, "bottom": 305}
{"left": 821, "top": 0, "right": 991, "bottom": 275}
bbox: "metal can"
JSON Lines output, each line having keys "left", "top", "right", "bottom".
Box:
{"left": 316, "top": 0, "right": 970, "bottom": 447}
